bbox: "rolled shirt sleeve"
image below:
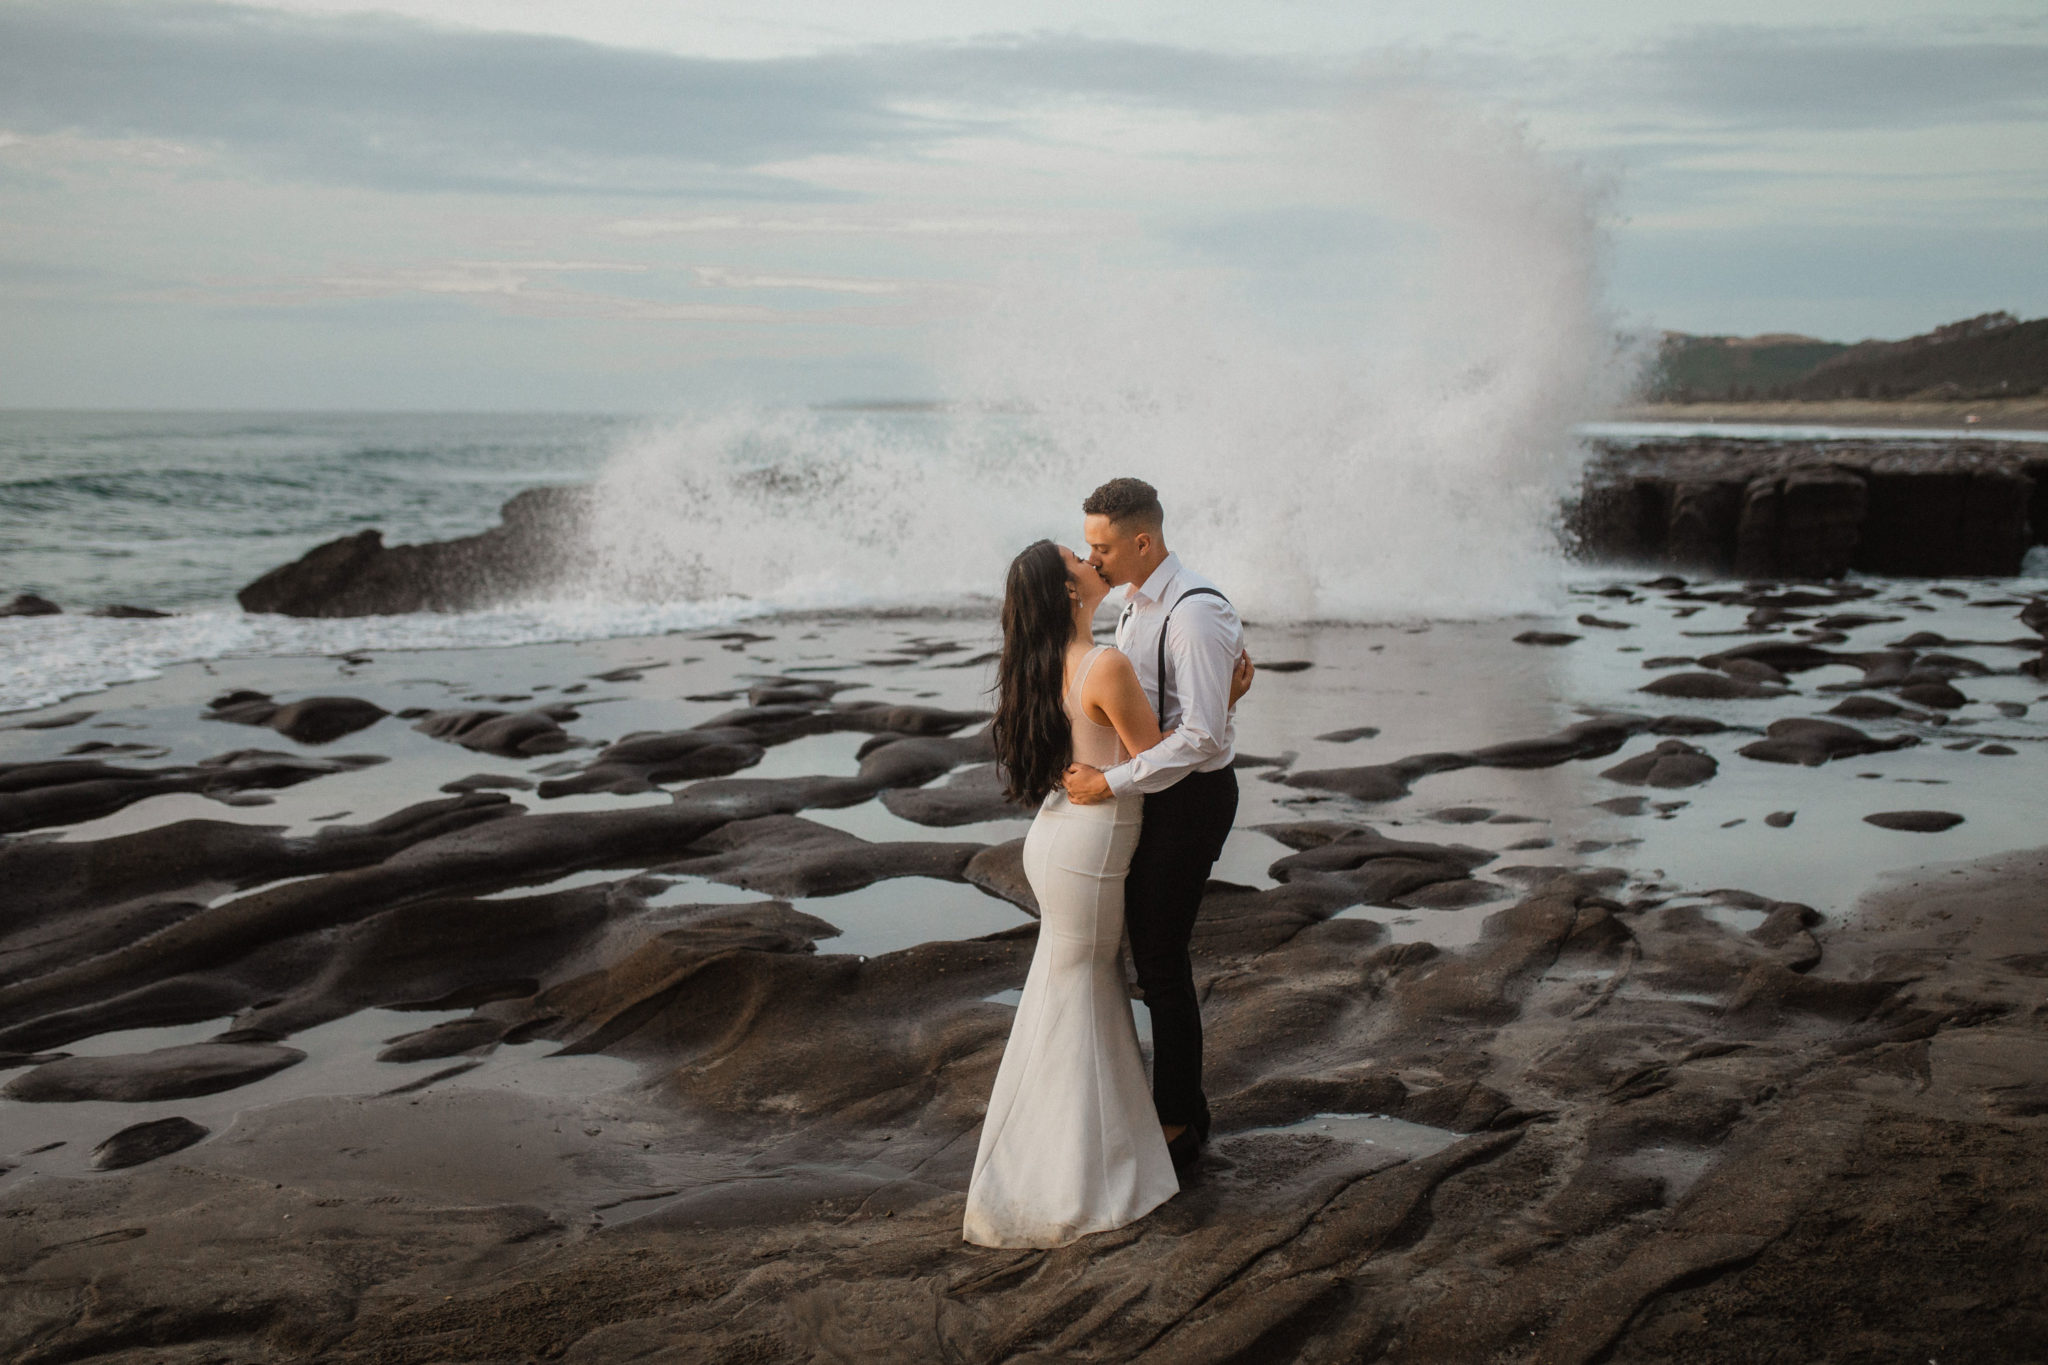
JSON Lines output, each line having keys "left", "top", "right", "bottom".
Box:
{"left": 1102, "top": 594, "right": 1241, "bottom": 796}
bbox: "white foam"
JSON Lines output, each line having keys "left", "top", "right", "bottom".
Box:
{"left": 0, "top": 596, "right": 758, "bottom": 713}
{"left": 577, "top": 90, "right": 1639, "bottom": 624}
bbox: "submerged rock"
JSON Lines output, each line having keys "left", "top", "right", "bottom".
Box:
{"left": 1641, "top": 671, "right": 1789, "bottom": 700}
{"left": 1, "top": 592, "right": 61, "bottom": 616}
{"left": 89, "top": 1116, "right": 209, "bottom": 1170}
{"left": 0, "top": 750, "right": 387, "bottom": 836}
{"left": 1739, "top": 718, "right": 1919, "bottom": 767}
{"left": 205, "top": 690, "right": 390, "bottom": 744}
{"left": 1285, "top": 715, "right": 1655, "bottom": 804}
{"left": 658, "top": 815, "right": 981, "bottom": 898}
{"left": 5, "top": 1042, "right": 306, "bottom": 1102}
{"left": 1601, "top": 739, "right": 1718, "bottom": 789}
{"left": 880, "top": 763, "right": 1019, "bottom": 827}
{"left": 1863, "top": 810, "right": 1965, "bottom": 832}
{"left": 412, "top": 704, "right": 581, "bottom": 757}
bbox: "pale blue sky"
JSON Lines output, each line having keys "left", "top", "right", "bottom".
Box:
{"left": 1, "top": 0, "right": 2042, "bottom": 409}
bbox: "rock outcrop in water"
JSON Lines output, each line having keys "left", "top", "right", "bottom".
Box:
{"left": 227, "top": 437, "right": 2048, "bottom": 618}
{"left": 238, "top": 486, "right": 591, "bottom": 616}
{"left": 1571, "top": 438, "right": 2048, "bottom": 577}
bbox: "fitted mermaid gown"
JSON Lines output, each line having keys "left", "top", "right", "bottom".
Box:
{"left": 962, "top": 646, "right": 1179, "bottom": 1249}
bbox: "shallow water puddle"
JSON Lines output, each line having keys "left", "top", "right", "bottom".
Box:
{"left": 0, "top": 1007, "right": 639, "bottom": 1183}
{"left": 741, "top": 728, "right": 875, "bottom": 780}
{"left": 1336, "top": 897, "right": 1511, "bottom": 949}
{"left": 799, "top": 794, "right": 1024, "bottom": 847}
{"left": 794, "top": 876, "right": 1029, "bottom": 960}
{"left": 1237, "top": 1111, "right": 1461, "bottom": 1160}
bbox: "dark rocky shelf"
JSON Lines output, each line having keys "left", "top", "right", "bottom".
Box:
{"left": 1569, "top": 437, "right": 2048, "bottom": 578}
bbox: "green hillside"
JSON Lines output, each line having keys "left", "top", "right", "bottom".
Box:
{"left": 1650, "top": 334, "right": 1848, "bottom": 401}
{"left": 1787, "top": 313, "right": 2047, "bottom": 401}
{"left": 1648, "top": 312, "right": 2045, "bottom": 402}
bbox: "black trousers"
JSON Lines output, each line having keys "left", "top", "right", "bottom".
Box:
{"left": 1124, "top": 765, "right": 1238, "bottom": 1130}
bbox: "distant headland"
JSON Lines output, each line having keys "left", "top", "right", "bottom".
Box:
{"left": 1621, "top": 311, "right": 2048, "bottom": 429}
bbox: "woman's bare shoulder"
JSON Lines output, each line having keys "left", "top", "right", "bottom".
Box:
{"left": 1080, "top": 645, "right": 1137, "bottom": 698}
{"left": 1089, "top": 646, "right": 1138, "bottom": 681}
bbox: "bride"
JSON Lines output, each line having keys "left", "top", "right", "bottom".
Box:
{"left": 963, "top": 540, "right": 1252, "bottom": 1249}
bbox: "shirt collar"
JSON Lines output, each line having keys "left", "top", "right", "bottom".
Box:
{"left": 1130, "top": 552, "right": 1182, "bottom": 608}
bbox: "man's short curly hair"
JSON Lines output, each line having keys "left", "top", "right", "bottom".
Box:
{"left": 1082, "top": 477, "right": 1163, "bottom": 531}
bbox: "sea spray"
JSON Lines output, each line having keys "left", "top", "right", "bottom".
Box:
{"left": 580, "top": 84, "right": 1642, "bottom": 621}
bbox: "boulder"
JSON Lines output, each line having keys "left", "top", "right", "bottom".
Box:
{"left": 2, "top": 592, "right": 61, "bottom": 616}
{"left": 880, "top": 763, "right": 1021, "bottom": 827}
{"left": 90, "top": 1116, "right": 209, "bottom": 1170}
{"left": 1600, "top": 740, "right": 1718, "bottom": 789}
{"left": 1738, "top": 718, "right": 1919, "bottom": 767}
{"left": 1863, "top": 810, "right": 1965, "bottom": 832}
{"left": 1641, "top": 672, "right": 1788, "bottom": 701}
{"left": 412, "top": 705, "right": 580, "bottom": 757}
{"left": 205, "top": 691, "right": 390, "bottom": 745}
{"left": 238, "top": 486, "right": 592, "bottom": 617}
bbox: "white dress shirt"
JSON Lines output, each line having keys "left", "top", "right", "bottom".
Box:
{"left": 1103, "top": 552, "right": 1243, "bottom": 797}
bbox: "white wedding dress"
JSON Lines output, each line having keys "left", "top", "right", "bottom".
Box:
{"left": 963, "top": 646, "right": 1179, "bottom": 1248}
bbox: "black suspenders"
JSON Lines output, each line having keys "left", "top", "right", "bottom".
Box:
{"left": 1154, "top": 586, "right": 1227, "bottom": 718}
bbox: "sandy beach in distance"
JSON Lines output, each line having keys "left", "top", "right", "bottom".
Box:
{"left": 1614, "top": 397, "right": 2048, "bottom": 432}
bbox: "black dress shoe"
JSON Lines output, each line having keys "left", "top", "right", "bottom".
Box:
{"left": 1167, "top": 1125, "right": 1203, "bottom": 1175}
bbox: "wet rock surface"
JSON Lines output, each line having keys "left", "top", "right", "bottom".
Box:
{"left": 204, "top": 690, "right": 390, "bottom": 744}
{"left": 1864, "top": 809, "right": 1966, "bottom": 832}
{"left": 4, "top": 1042, "right": 306, "bottom": 1103}
{"left": 0, "top": 749, "right": 387, "bottom": 835}
{"left": 411, "top": 703, "right": 583, "bottom": 757}
{"left": 1738, "top": 717, "right": 1921, "bottom": 766}
{"left": 1601, "top": 738, "right": 1719, "bottom": 787}
{"left": 88, "top": 1116, "right": 209, "bottom": 1171}
{"left": 1283, "top": 714, "right": 1709, "bottom": 804}
{"left": 1, "top": 597, "right": 2044, "bottom": 1363}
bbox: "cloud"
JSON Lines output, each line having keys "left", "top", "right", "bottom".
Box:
{"left": 691, "top": 267, "right": 905, "bottom": 294}
{"left": 609, "top": 214, "right": 1073, "bottom": 237}
{"left": 1631, "top": 26, "right": 2048, "bottom": 131}
{"left": 234, "top": 262, "right": 795, "bottom": 321}
{"left": 175, "top": 256, "right": 958, "bottom": 325}
{"left": 0, "top": 1, "right": 1336, "bottom": 198}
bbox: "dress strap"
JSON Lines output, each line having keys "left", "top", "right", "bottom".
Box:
{"left": 1065, "top": 644, "right": 1109, "bottom": 706}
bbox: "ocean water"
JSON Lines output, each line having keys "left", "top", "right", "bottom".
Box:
{"left": 0, "top": 409, "right": 887, "bottom": 712}
{"left": 6, "top": 410, "right": 2048, "bottom": 716}
{"left": 0, "top": 398, "right": 1605, "bottom": 714}
{"left": 0, "top": 410, "right": 627, "bottom": 609}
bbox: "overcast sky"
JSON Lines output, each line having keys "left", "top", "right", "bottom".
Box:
{"left": 1, "top": 0, "right": 2042, "bottom": 409}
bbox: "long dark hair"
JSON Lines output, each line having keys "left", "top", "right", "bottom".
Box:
{"left": 992, "top": 539, "right": 1076, "bottom": 805}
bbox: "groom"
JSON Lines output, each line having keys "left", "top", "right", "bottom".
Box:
{"left": 1063, "top": 477, "right": 1244, "bottom": 1174}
